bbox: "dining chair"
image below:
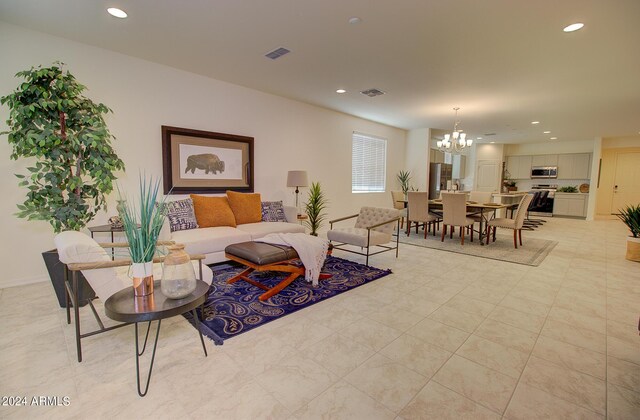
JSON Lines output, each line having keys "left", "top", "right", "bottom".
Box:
{"left": 467, "top": 191, "right": 494, "bottom": 227}
{"left": 441, "top": 193, "right": 475, "bottom": 245}
{"left": 390, "top": 190, "right": 407, "bottom": 229}
{"left": 407, "top": 191, "right": 440, "bottom": 238}
{"left": 486, "top": 193, "right": 534, "bottom": 248}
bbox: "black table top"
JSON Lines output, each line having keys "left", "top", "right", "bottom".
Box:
{"left": 104, "top": 280, "right": 209, "bottom": 323}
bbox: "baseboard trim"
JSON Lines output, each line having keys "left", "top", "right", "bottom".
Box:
{"left": 0, "top": 275, "right": 48, "bottom": 290}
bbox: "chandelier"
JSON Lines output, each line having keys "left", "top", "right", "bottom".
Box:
{"left": 436, "top": 107, "right": 473, "bottom": 154}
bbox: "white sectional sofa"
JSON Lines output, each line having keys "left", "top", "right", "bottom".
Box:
{"left": 161, "top": 205, "right": 304, "bottom": 265}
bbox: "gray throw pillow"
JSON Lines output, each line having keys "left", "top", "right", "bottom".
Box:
{"left": 165, "top": 198, "right": 198, "bottom": 232}
{"left": 261, "top": 201, "right": 287, "bottom": 222}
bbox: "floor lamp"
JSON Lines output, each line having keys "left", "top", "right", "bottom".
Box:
{"left": 287, "top": 170, "right": 308, "bottom": 215}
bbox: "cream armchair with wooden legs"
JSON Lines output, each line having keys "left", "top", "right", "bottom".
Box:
{"left": 54, "top": 230, "right": 213, "bottom": 362}
{"left": 327, "top": 207, "right": 400, "bottom": 266}
{"left": 486, "top": 193, "right": 534, "bottom": 248}
{"left": 441, "top": 192, "right": 475, "bottom": 245}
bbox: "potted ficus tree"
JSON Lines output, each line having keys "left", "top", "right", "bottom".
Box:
{"left": 0, "top": 62, "right": 125, "bottom": 306}
{"left": 305, "top": 182, "right": 328, "bottom": 236}
{"left": 617, "top": 204, "right": 640, "bottom": 262}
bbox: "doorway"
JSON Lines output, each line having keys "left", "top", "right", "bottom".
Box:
{"left": 610, "top": 151, "right": 640, "bottom": 213}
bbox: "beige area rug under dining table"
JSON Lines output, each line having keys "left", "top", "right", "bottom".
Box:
{"left": 398, "top": 231, "right": 558, "bottom": 266}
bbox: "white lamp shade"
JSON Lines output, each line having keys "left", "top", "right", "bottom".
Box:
{"left": 287, "top": 170, "right": 309, "bottom": 187}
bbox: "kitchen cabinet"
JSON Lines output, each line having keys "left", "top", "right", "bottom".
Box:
{"left": 553, "top": 193, "right": 588, "bottom": 217}
{"left": 557, "top": 153, "right": 591, "bottom": 179}
{"left": 531, "top": 154, "right": 558, "bottom": 167}
{"left": 506, "top": 155, "right": 532, "bottom": 179}
{"left": 430, "top": 149, "right": 446, "bottom": 163}
{"left": 452, "top": 154, "right": 466, "bottom": 179}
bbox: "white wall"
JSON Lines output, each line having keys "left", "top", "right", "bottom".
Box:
{"left": 0, "top": 22, "right": 406, "bottom": 287}
{"left": 405, "top": 128, "right": 429, "bottom": 191}
{"left": 504, "top": 139, "right": 595, "bottom": 155}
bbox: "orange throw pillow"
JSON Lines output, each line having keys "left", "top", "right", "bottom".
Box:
{"left": 189, "top": 195, "right": 237, "bottom": 228}
{"left": 226, "top": 191, "right": 262, "bottom": 225}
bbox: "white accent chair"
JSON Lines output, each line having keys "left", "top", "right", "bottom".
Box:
{"left": 441, "top": 193, "right": 475, "bottom": 245}
{"left": 327, "top": 207, "right": 400, "bottom": 265}
{"left": 406, "top": 191, "right": 440, "bottom": 238}
{"left": 486, "top": 194, "right": 534, "bottom": 248}
{"left": 54, "top": 230, "right": 213, "bottom": 362}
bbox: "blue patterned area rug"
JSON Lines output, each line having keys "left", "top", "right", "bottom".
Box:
{"left": 183, "top": 256, "right": 391, "bottom": 344}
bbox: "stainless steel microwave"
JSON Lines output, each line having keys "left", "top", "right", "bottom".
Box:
{"left": 531, "top": 166, "right": 558, "bottom": 179}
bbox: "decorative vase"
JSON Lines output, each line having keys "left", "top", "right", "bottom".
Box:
{"left": 132, "top": 262, "right": 154, "bottom": 297}
{"left": 161, "top": 244, "right": 197, "bottom": 299}
{"left": 626, "top": 237, "right": 640, "bottom": 262}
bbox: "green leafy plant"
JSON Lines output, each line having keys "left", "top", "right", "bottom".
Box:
{"left": 118, "top": 175, "right": 167, "bottom": 263}
{"left": 557, "top": 186, "right": 578, "bottom": 193}
{"left": 617, "top": 204, "right": 640, "bottom": 238}
{"left": 397, "top": 170, "right": 412, "bottom": 195}
{"left": 0, "top": 62, "right": 125, "bottom": 232}
{"left": 304, "top": 182, "right": 329, "bottom": 236}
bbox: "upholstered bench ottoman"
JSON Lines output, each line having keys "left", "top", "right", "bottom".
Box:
{"left": 224, "top": 241, "right": 331, "bottom": 301}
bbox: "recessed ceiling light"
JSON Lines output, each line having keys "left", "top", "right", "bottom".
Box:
{"left": 336, "top": 89, "right": 346, "bottom": 94}
{"left": 550, "top": 137, "right": 558, "bottom": 140}
{"left": 543, "top": 131, "right": 551, "bottom": 134}
{"left": 563, "top": 23, "right": 584, "bottom": 32}
{"left": 348, "top": 17, "right": 362, "bottom": 25}
{"left": 107, "top": 7, "right": 127, "bottom": 18}
{"left": 476, "top": 137, "right": 482, "bottom": 140}
{"left": 490, "top": 141, "right": 495, "bottom": 144}
{"left": 531, "top": 121, "right": 540, "bottom": 125}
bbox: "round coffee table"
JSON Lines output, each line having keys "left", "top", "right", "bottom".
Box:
{"left": 105, "top": 280, "right": 209, "bottom": 397}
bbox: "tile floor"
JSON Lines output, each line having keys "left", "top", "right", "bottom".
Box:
{"left": 0, "top": 217, "right": 638, "bottom": 419}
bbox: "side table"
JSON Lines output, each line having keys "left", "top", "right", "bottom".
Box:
{"left": 296, "top": 214, "right": 308, "bottom": 225}
{"left": 104, "top": 280, "right": 209, "bottom": 397}
{"left": 88, "top": 223, "right": 124, "bottom": 242}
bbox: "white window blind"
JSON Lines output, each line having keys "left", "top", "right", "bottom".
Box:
{"left": 352, "top": 132, "right": 387, "bottom": 193}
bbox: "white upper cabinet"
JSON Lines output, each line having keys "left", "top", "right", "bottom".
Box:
{"left": 452, "top": 154, "right": 466, "bottom": 179}
{"left": 557, "top": 153, "right": 591, "bottom": 179}
{"left": 506, "top": 155, "right": 532, "bottom": 179}
{"left": 531, "top": 154, "right": 558, "bottom": 167}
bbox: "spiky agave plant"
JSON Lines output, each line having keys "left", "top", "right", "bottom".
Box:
{"left": 304, "top": 182, "right": 328, "bottom": 236}
{"left": 397, "top": 170, "right": 412, "bottom": 195}
{"left": 118, "top": 175, "right": 167, "bottom": 263}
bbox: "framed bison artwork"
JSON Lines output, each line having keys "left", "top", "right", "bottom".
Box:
{"left": 161, "top": 126, "right": 254, "bottom": 194}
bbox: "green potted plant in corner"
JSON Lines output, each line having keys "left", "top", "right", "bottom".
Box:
{"left": 118, "top": 175, "right": 167, "bottom": 296}
{"left": 0, "top": 62, "right": 125, "bottom": 306}
{"left": 397, "top": 170, "right": 412, "bottom": 197}
{"left": 617, "top": 204, "right": 640, "bottom": 262}
{"left": 304, "top": 182, "right": 328, "bottom": 236}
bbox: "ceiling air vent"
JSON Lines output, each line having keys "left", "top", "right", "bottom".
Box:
{"left": 265, "top": 47, "right": 290, "bottom": 60}
{"left": 360, "top": 88, "right": 385, "bottom": 97}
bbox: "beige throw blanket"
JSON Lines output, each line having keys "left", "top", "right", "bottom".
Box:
{"left": 259, "top": 233, "right": 329, "bottom": 286}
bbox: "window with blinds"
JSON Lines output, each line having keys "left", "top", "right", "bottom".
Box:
{"left": 352, "top": 132, "right": 387, "bottom": 193}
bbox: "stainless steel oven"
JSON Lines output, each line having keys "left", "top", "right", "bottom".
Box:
{"left": 531, "top": 166, "right": 558, "bottom": 179}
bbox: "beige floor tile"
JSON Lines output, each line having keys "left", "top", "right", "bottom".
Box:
{"left": 459, "top": 284, "right": 508, "bottom": 304}
{"left": 607, "top": 356, "right": 640, "bottom": 391}
{"left": 608, "top": 335, "right": 640, "bottom": 365}
{"left": 366, "top": 303, "right": 424, "bottom": 332}
{"left": 607, "top": 305, "right": 640, "bottom": 327}
{"left": 306, "top": 332, "right": 376, "bottom": 377}
{"left": 432, "top": 355, "right": 517, "bottom": 414}
{"left": 504, "top": 382, "right": 604, "bottom": 420}
{"left": 444, "top": 295, "right": 496, "bottom": 317}
{"left": 391, "top": 293, "right": 441, "bottom": 317}
{"left": 224, "top": 334, "right": 297, "bottom": 375}
{"left": 553, "top": 292, "right": 607, "bottom": 319}
{"left": 428, "top": 305, "right": 484, "bottom": 333}
{"left": 607, "top": 319, "right": 640, "bottom": 345}
{"left": 520, "top": 356, "right": 606, "bottom": 415}
{"left": 406, "top": 318, "right": 470, "bottom": 352}
{"left": 294, "top": 380, "right": 395, "bottom": 420}
{"left": 456, "top": 335, "right": 529, "bottom": 379}
{"left": 379, "top": 333, "right": 452, "bottom": 378}
{"left": 540, "top": 318, "right": 606, "bottom": 354}
{"left": 400, "top": 381, "right": 500, "bottom": 420}
{"left": 547, "top": 306, "right": 606, "bottom": 335}
{"left": 487, "top": 305, "right": 545, "bottom": 333}
{"left": 531, "top": 335, "right": 606, "bottom": 379}
{"left": 607, "top": 383, "right": 640, "bottom": 420}
{"left": 474, "top": 318, "right": 538, "bottom": 353}
{"left": 338, "top": 318, "right": 403, "bottom": 351}
{"left": 305, "top": 304, "right": 363, "bottom": 331}
{"left": 507, "top": 286, "right": 556, "bottom": 305}
{"left": 272, "top": 316, "right": 335, "bottom": 350}
{"left": 498, "top": 295, "right": 550, "bottom": 317}
{"left": 344, "top": 353, "right": 428, "bottom": 413}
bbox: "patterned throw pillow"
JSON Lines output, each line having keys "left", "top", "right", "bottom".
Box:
{"left": 165, "top": 198, "right": 198, "bottom": 232}
{"left": 261, "top": 201, "right": 287, "bottom": 222}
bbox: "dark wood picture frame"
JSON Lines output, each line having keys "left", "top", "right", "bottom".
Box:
{"left": 161, "top": 125, "right": 254, "bottom": 194}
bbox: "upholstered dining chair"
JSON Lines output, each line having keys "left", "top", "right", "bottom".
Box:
{"left": 54, "top": 230, "right": 213, "bottom": 362}
{"left": 327, "top": 206, "right": 400, "bottom": 265}
{"left": 390, "top": 190, "right": 407, "bottom": 229}
{"left": 485, "top": 193, "right": 534, "bottom": 248}
{"left": 407, "top": 191, "right": 440, "bottom": 238}
{"left": 441, "top": 192, "right": 475, "bottom": 245}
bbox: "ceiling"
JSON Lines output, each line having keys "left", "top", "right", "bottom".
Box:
{"left": 1, "top": 0, "right": 639, "bottom": 144}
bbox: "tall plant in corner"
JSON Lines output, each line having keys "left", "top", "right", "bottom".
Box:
{"left": 397, "top": 170, "right": 412, "bottom": 196}
{"left": 305, "top": 182, "right": 329, "bottom": 236}
{"left": 617, "top": 204, "right": 640, "bottom": 262}
{"left": 0, "top": 62, "right": 125, "bottom": 232}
